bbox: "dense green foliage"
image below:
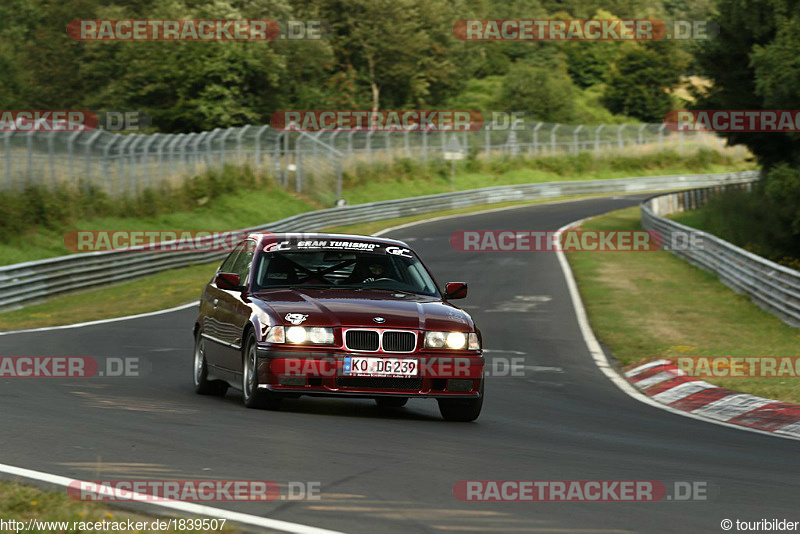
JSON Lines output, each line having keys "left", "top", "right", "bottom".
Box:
{"left": 0, "top": 0, "right": 706, "bottom": 129}
{"left": 691, "top": 0, "right": 800, "bottom": 261}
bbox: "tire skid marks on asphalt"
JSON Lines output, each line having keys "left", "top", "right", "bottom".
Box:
{"left": 485, "top": 295, "right": 552, "bottom": 313}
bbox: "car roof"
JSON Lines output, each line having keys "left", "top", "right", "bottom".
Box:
{"left": 247, "top": 232, "right": 411, "bottom": 249}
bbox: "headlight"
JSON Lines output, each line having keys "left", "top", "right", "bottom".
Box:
{"left": 266, "top": 326, "right": 334, "bottom": 345}
{"left": 425, "top": 331, "right": 480, "bottom": 350}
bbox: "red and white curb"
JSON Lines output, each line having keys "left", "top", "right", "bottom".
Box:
{"left": 625, "top": 360, "right": 800, "bottom": 438}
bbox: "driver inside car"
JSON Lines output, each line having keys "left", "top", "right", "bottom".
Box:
{"left": 344, "top": 257, "right": 396, "bottom": 284}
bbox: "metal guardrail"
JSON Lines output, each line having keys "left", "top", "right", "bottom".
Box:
{"left": 641, "top": 178, "right": 800, "bottom": 327}
{"left": 0, "top": 171, "right": 757, "bottom": 312}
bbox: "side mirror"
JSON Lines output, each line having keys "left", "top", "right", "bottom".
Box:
{"left": 444, "top": 282, "right": 468, "bottom": 300}
{"left": 215, "top": 272, "right": 242, "bottom": 290}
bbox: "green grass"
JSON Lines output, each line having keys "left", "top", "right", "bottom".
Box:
{"left": 0, "top": 147, "right": 753, "bottom": 266}
{"left": 342, "top": 148, "right": 753, "bottom": 204}
{"left": 0, "top": 196, "right": 600, "bottom": 331}
{"left": 0, "top": 481, "right": 237, "bottom": 534}
{"left": 567, "top": 207, "right": 800, "bottom": 402}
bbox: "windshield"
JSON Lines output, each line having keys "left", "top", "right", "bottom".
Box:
{"left": 252, "top": 249, "right": 439, "bottom": 297}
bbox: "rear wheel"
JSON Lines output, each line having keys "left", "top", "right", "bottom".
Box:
{"left": 375, "top": 397, "right": 408, "bottom": 408}
{"left": 437, "top": 382, "right": 483, "bottom": 422}
{"left": 193, "top": 334, "right": 228, "bottom": 396}
{"left": 242, "top": 332, "right": 281, "bottom": 410}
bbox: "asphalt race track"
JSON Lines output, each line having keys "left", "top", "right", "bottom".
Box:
{"left": 1, "top": 195, "right": 798, "bottom": 534}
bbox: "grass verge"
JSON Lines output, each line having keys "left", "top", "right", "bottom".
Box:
{"left": 566, "top": 207, "right": 800, "bottom": 403}
{"left": 0, "top": 480, "right": 236, "bottom": 534}
{"left": 0, "top": 147, "right": 753, "bottom": 266}
{"left": 0, "top": 195, "right": 607, "bottom": 331}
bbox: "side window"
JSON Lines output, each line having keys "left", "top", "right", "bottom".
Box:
{"left": 230, "top": 241, "right": 256, "bottom": 284}
{"left": 219, "top": 249, "right": 240, "bottom": 273}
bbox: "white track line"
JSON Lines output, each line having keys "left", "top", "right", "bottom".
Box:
{"left": 553, "top": 218, "right": 800, "bottom": 442}
{"left": 0, "top": 301, "right": 199, "bottom": 336}
{"left": 0, "top": 463, "right": 345, "bottom": 534}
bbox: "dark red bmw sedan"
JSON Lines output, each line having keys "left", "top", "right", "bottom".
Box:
{"left": 193, "top": 232, "right": 484, "bottom": 421}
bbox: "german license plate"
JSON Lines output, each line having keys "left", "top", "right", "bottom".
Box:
{"left": 343, "top": 356, "right": 418, "bottom": 377}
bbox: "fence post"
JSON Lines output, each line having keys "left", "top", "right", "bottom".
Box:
{"left": 423, "top": 129, "right": 429, "bottom": 164}
{"left": 296, "top": 136, "right": 303, "bottom": 193}
{"left": 4, "top": 131, "right": 12, "bottom": 188}
{"left": 101, "top": 136, "right": 120, "bottom": 195}
{"left": 117, "top": 134, "right": 137, "bottom": 195}
{"left": 573, "top": 125, "right": 584, "bottom": 154}
{"left": 254, "top": 125, "right": 269, "bottom": 171}
{"left": 235, "top": 125, "right": 250, "bottom": 165}
{"left": 283, "top": 130, "right": 290, "bottom": 186}
{"left": 366, "top": 130, "right": 373, "bottom": 166}
{"left": 594, "top": 125, "right": 604, "bottom": 151}
{"left": 187, "top": 133, "right": 202, "bottom": 173}
{"left": 141, "top": 134, "right": 161, "bottom": 189}
{"left": 404, "top": 130, "right": 410, "bottom": 159}
{"left": 617, "top": 124, "right": 626, "bottom": 149}
{"left": 206, "top": 128, "right": 220, "bottom": 166}
{"left": 253, "top": 125, "right": 266, "bottom": 171}
{"left": 179, "top": 135, "right": 193, "bottom": 176}
{"left": 550, "top": 124, "right": 560, "bottom": 154}
{"left": 47, "top": 130, "right": 57, "bottom": 187}
{"left": 484, "top": 124, "right": 490, "bottom": 161}
{"left": 637, "top": 124, "right": 647, "bottom": 145}
{"left": 67, "top": 131, "right": 82, "bottom": 182}
{"left": 166, "top": 134, "right": 182, "bottom": 181}
{"left": 84, "top": 129, "right": 103, "bottom": 188}
{"left": 155, "top": 135, "right": 169, "bottom": 184}
{"left": 532, "top": 122, "right": 543, "bottom": 155}
{"left": 128, "top": 135, "right": 146, "bottom": 193}
{"left": 658, "top": 123, "right": 666, "bottom": 148}
{"left": 219, "top": 128, "right": 235, "bottom": 167}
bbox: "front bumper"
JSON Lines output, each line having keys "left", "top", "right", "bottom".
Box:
{"left": 256, "top": 347, "right": 484, "bottom": 398}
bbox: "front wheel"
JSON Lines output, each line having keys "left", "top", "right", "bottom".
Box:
{"left": 242, "top": 332, "right": 281, "bottom": 410}
{"left": 437, "top": 382, "right": 483, "bottom": 422}
{"left": 193, "top": 334, "right": 228, "bottom": 396}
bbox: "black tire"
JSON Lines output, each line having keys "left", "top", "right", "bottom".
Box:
{"left": 193, "top": 333, "right": 228, "bottom": 396}
{"left": 375, "top": 397, "right": 408, "bottom": 408}
{"left": 242, "top": 331, "right": 281, "bottom": 410}
{"left": 437, "top": 381, "right": 483, "bottom": 422}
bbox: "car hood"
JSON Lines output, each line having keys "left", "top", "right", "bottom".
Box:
{"left": 251, "top": 288, "right": 474, "bottom": 331}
